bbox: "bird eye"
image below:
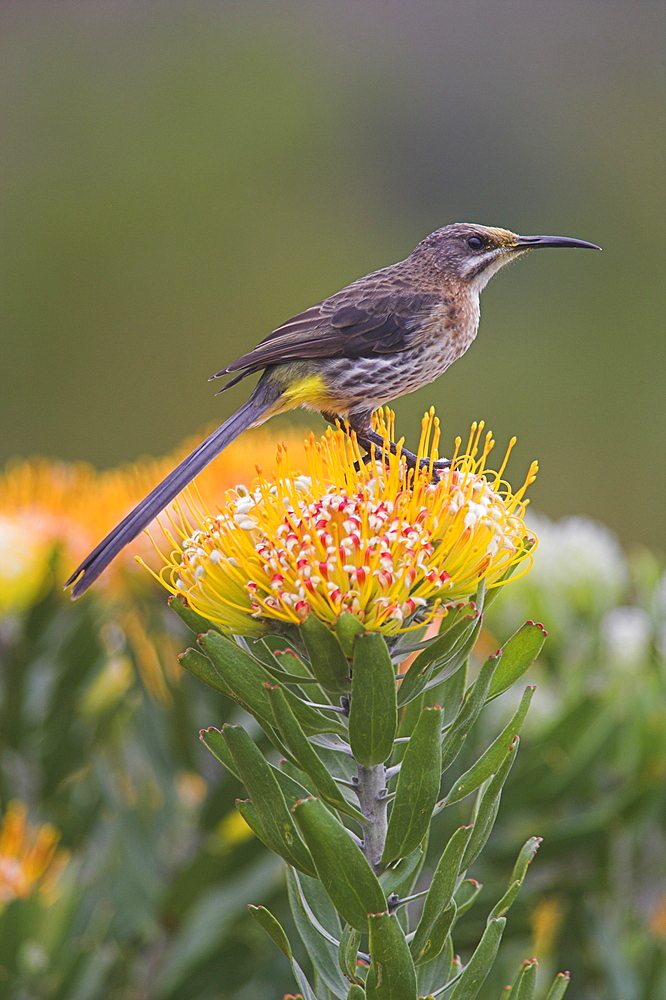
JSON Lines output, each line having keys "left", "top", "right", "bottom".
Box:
{"left": 467, "top": 236, "right": 485, "bottom": 251}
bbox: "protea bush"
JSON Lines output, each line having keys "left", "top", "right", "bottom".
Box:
{"left": 157, "top": 409, "right": 569, "bottom": 1000}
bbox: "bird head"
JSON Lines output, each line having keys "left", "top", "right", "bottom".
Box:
{"left": 415, "top": 223, "right": 601, "bottom": 292}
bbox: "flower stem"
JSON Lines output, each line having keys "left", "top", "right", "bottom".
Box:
{"left": 355, "top": 762, "right": 389, "bottom": 869}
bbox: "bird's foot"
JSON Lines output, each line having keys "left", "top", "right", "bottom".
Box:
{"left": 405, "top": 450, "right": 452, "bottom": 475}
{"left": 398, "top": 448, "right": 451, "bottom": 480}
{"left": 353, "top": 430, "right": 451, "bottom": 481}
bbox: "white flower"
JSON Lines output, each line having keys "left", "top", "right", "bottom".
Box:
{"left": 525, "top": 513, "right": 628, "bottom": 612}
{"left": 601, "top": 605, "right": 652, "bottom": 672}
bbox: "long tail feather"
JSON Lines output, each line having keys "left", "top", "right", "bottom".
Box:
{"left": 66, "top": 396, "right": 273, "bottom": 598}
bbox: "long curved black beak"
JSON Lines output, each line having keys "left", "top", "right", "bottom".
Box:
{"left": 515, "top": 234, "right": 602, "bottom": 250}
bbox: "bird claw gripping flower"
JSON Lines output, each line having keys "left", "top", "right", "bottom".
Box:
{"left": 143, "top": 408, "right": 538, "bottom": 637}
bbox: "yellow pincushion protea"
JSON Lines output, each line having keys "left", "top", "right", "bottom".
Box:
{"left": 0, "top": 801, "right": 69, "bottom": 908}
{"left": 147, "top": 409, "right": 538, "bottom": 636}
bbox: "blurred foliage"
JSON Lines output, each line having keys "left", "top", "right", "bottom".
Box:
{"left": 1, "top": 0, "right": 664, "bottom": 549}
{"left": 0, "top": 582, "right": 293, "bottom": 999}
{"left": 474, "top": 516, "right": 666, "bottom": 998}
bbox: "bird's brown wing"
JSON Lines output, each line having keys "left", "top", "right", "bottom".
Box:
{"left": 211, "top": 275, "right": 440, "bottom": 388}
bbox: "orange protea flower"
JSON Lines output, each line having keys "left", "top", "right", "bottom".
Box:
{"left": 0, "top": 801, "right": 69, "bottom": 909}
{"left": 0, "top": 457, "right": 157, "bottom": 600}
{"left": 0, "top": 425, "right": 311, "bottom": 601}
{"left": 148, "top": 409, "right": 538, "bottom": 636}
{"left": 0, "top": 510, "right": 55, "bottom": 615}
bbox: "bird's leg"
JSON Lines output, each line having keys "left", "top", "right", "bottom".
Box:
{"left": 325, "top": 412, "right": 451, "bottom": 476}
{"left": 355, "top": 429, "right": 451, "bottom": 474}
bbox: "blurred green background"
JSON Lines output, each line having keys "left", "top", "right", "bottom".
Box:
{"left": 1, "top": 0, "right": 664, "bottom": 550}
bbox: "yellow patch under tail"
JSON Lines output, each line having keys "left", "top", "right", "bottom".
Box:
{"left": 282, "top": 372, "right": 328, "bottom": 404}
{"left": 265, "top": 366, "right": 340, "bottom": 417}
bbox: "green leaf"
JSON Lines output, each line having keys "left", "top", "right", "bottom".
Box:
{"left": 247, "top": 904, "right": 292, "bottom": 958}
{"left": 199, "top": 726, "right": 240, "bottom": 780}
{"left": 199, "top": 630, "right": 347, "bottom": 736}
{"left": 510, "top": 836, "right": 542, "bottom": 884}
{"left": 440, "top": 653, "right": 501, "bottom": 773}
{"left": 266, "top": 683, "right": 366, "bottom": 823}
{"left": 287, "top": 869, "right": 348, "bottom": 999}
{"left": 512, "top": 958, "right": 538, "bottom": 1000}
{"left": 292, "top": 868, "right": 345, "bottom": 945}
{"left": 272, "top": 645, "right": 312, "bottom": 677}
{"left": 339, "top": 922, "right": 364, "bottom": 985}
{"left": 438, "top": 730, "right": 467, "bottom": 782}
{"left": 300, "top": 614, "right": 351, "bottom": 693}
{"left": 396, "top": 692, "right": 426, "bottom": 746}
{"left": 380, "top": 845, "right": 424, "bottom": 897}
{"left": 248, "top": 643, "right": 320, "bottom": 699}
{"left": 247, "top": 655, "right": 321, "bottom": 686}
{"left": 222, "top": 724, "right": 316, "bottom": 876}
{"left": 430, "top": 662, "right": 467, "bottom": 726}
{"left": 448, "top": 917, "right": 506, "bottom": 1000}
{"left": 292, "top": 797, "right": 386, "bottom": 931}
{"left": 449, "top": 953, "right": 463, "bottom": 979}
{"left": 291, "top": 964, "right": 319, "bottom": 1000}
{"left": 248, "top": 901, "right": 319, "bottom": 1000}
{"left": 234, "top": 799, "right": 269, "bottom": 847}
{"left": 335, "top": 612, "right": 367, "bottom": 657}
{"left": 544, "top": 972, "right": 571, "bottom": 1000}
{"left": 178, "top": 647, "right": 231, "bottom": 697}
{"left": 453, "top": 652, "right": 501, "bottom": 734}
{"left": 364, "top": 911, "right": 418, "bottom": 1000}
{"left": 395, "top": 672, "right": 457, "bottom": 765}
{"left": 382, "top": 706, "right": 443, "bottom": 864}
{"left": 272, "top": 762, "right": 315, "bottom": 807}
{"left": 473, "top": 578, "right": 487, "bottom": 613}
{"left": 486, "top": 622, "right": 547, "bottom": 702}
{"left": 390, "top": 619, "right": 431, "bottom": 658}
{"left": 487, "top": 880, "right": 522, "bottom": 924}
{"left": 410, "top": 601, "right": 478, "bottom": 669}
{"left": 461, "top": 737, "right": 519, "bottom": 870}
{"left": 397, "top": 609, "right": 480, "bottom": 707}
{"left": 452, "top": 879, "right": 482, "bottom": 918}
{"left": 168, "top": 594, "right": 224, "bottom": 635}
{"left": 305, "top": 735, "right": 357, "bottom": 785}
{"left": 416, "top": 933, "right": 454, "bottom": 998}
{"left": 349, "top": 633, "right": 398, "bottom": 766}
{"left": 504, "top": 955, "right": 527, "bottom": 996}
{"left": 440, "top": 686, "right": 535, "bottom": 806}
{"left": 410, "top": 825, "right": 472, "bottom": 963}
{"left": 347, "top": 986, "right": 367, "bottom": 999}
{"left": 183, "top": 640, "right": 273, "bottom": 729}
{"left": 421, "top": 610, "right": 484, "bottom": 696}
{"left": 201, "top": 726, "right": 311, "bottom": 808}
{"left": 414, "top": 902, "right": 456, "bottom": 973}
{"left": 279, "top": 759, "right": 318, "bottom": 798}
